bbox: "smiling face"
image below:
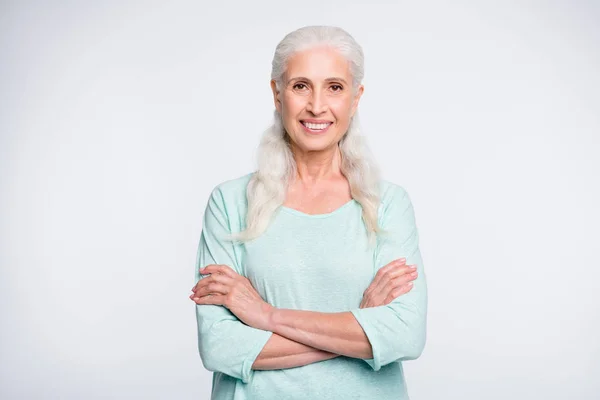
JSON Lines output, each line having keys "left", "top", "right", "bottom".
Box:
{"left": 271, "top": 46, "right": 364, "bottom": 154}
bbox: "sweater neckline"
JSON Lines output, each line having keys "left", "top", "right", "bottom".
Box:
{"left": 279, "top": 199, "right": 358, "bottom": 219}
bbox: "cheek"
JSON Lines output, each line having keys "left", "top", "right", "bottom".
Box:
{"left": 282, "top": 93, "right": 306, "bottom": 113}
{"left": 330, "top": 101, "right": 353, "bottom": 122}
{"left": 281, "top": 100, "right": 302, "bottom": 130}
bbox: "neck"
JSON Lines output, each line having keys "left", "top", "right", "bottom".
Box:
{"left": 290, "top": 143, "right": 344, "bottom": 186}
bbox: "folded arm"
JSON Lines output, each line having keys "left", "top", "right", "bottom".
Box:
{"left": 261, "top": 185, "right": 428, "bottom": 371}
{"left": 265, "top": 308, "right": 374, "bottom": 359}
{"left": 350, "top": 186, "right": 428, "bottom": 371}
{"left": 195, "top": 187, "right": 339, "bottom": 383}
{"left": 195, "top": 183, "right": 426, "bottom": 380}
{"left": 252, "top": 333, "right": 339, "bottom": 370}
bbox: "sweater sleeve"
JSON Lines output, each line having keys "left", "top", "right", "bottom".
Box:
{"left": 350, "top": 185, "right": 428, "bottom": 371}
{"left": 194, "top": 186, "right": 273, "bottom": 384}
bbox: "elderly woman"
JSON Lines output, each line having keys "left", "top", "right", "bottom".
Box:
{"left": 189, "top": 25, "right": 427, "bottom": 400}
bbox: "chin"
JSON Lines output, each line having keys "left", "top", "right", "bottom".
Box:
{"left": 293, "top": 136, "right": 339, "bottom": 152}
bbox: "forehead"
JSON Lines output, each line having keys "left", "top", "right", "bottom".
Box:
{"left": 285, "top": 46, "right": 351, "bottom": 81}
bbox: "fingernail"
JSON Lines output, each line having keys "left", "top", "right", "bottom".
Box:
{"left": 410, "top": 265, "right": 416, "bottom": 269}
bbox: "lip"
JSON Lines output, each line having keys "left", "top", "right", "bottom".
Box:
{"left": 300, "top": 120, "right": 333, "bottom": 135}
{"left": 301, "top": 119, "right": 333, "bottom": 124}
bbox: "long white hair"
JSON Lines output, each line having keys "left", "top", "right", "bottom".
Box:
{"left": 230, "top": 25, "right": 383, "bottom": 244}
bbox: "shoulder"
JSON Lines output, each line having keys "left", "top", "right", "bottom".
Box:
{"left": 207, "top": 172, "right": 254, "bottom": 215}
{"left": 377, "top": 180, "right": 415, "bottom": 220}
{"left": 213, "top": 171, "right": 254, "bottom": 192}
{"left": 379, "top": 180, "right": 410, "bottom": 206}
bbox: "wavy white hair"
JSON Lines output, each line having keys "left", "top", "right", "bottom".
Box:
{"left": 230, "top": 25, "right": 383, "bottom": 244}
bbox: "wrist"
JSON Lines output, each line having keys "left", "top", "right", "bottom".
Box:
{"left": 262, "top": 302, "right": 278, "bottom": 332}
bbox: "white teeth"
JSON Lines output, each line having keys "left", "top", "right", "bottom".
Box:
{"left": 302, "top": 121, "right": 331, "bottom": 130}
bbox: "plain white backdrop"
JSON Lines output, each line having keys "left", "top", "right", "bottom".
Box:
{"left": 1, "top": 1, "right": 599, "bottom": 399}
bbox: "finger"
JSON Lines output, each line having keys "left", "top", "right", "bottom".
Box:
{"left": 373, "top": 258, "right": 407, "bottom": 282}
{"left": 192, "top": 279, "right": 203, "bottom": 296}
{"left": 191, "top": 279, "right": 204, "bottom": 292}
{"left": 198, "top": 264, "right": 218, "bottom": 276}
{"left": 195, "top": 275, "right": 235, "bottom": 296}
{"left": 359, "top": 298, "right": 371, "bottom": 308}
{"left": 366, "top": 259, "right": 407, "bottom": 297}
{"left": 383, "top": 271, "right": 418, "bottom": 292}
{"left": 202, "top": 273, "right": 235, "bottom": 285}
{"left": 199, "top": 264, "right": 224, "bottom": 275}
{"left": 364, "top": 294, "right": 386, "bottom": 308}
{"left": 368, "top": 263, "right": 415, "bottom": 297}
{"left": 193, "top": 274, "right": 218, "bottom": 294}
{"left": 383, "top": 283, "right": 414, "bottom": 304}
{"left": 195, "top": 281, "right": 230, "bottom": 297}
{"left": 384, "top": 264, "right": 417, "bottom": 283}
{"left": 218, "top": 264, "right": 237, "bottom": 275}
{"left": 194, "top": 294, "right": 226, "bottom": 306}
{"left": 369, "top": 272, "right": 416, "bottom": 307}
{"left": 200, "top": 264, "right": 237, "bottom": 278}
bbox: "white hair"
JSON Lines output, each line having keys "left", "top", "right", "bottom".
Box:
{"left": 229, "top": 25, "right": 383, "bottom": 244}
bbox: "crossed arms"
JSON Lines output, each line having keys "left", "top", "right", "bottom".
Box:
{"left": 193, "top": 186, "right": 427, "bottom": 384}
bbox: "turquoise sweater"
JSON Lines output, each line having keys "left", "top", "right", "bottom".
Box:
{"left": 194, "top": 172, "right": 427, "bottom": 399}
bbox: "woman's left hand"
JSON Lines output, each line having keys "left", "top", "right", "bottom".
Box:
{"left": 190, "top": 264, "right": 274, "bottom": 331}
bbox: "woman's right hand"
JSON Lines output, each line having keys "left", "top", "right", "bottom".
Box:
{"left": 359, "top": 258, "right": 417, "bottom": 308}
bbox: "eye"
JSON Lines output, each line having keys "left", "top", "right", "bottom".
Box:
{"left": 293, "top": 83, "right": 308, "bottom": 90}
{"left": 330, "top": 84, "right": 343, "bottom": 92}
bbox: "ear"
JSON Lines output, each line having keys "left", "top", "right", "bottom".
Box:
{"left": 270, "top": 79, "right": 282, "bottom": 113}
{"left": 350, "top": 84, "right": 364, "bottom": 118}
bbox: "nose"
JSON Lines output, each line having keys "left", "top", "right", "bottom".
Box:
{"left": 306, "top": 91, "right": 328, "bottom": 115}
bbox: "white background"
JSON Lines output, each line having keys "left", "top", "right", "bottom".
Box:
{"left": 1, "top": 1, "right": 599, "bottom": 399}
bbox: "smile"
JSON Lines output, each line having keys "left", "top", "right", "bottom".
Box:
{"left": 300, "top": 121, "right": 333, "bottom": 134}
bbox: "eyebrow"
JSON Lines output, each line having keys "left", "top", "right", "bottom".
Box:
{"left": 287, "top": 76, "right": 348, "bottom": 85}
